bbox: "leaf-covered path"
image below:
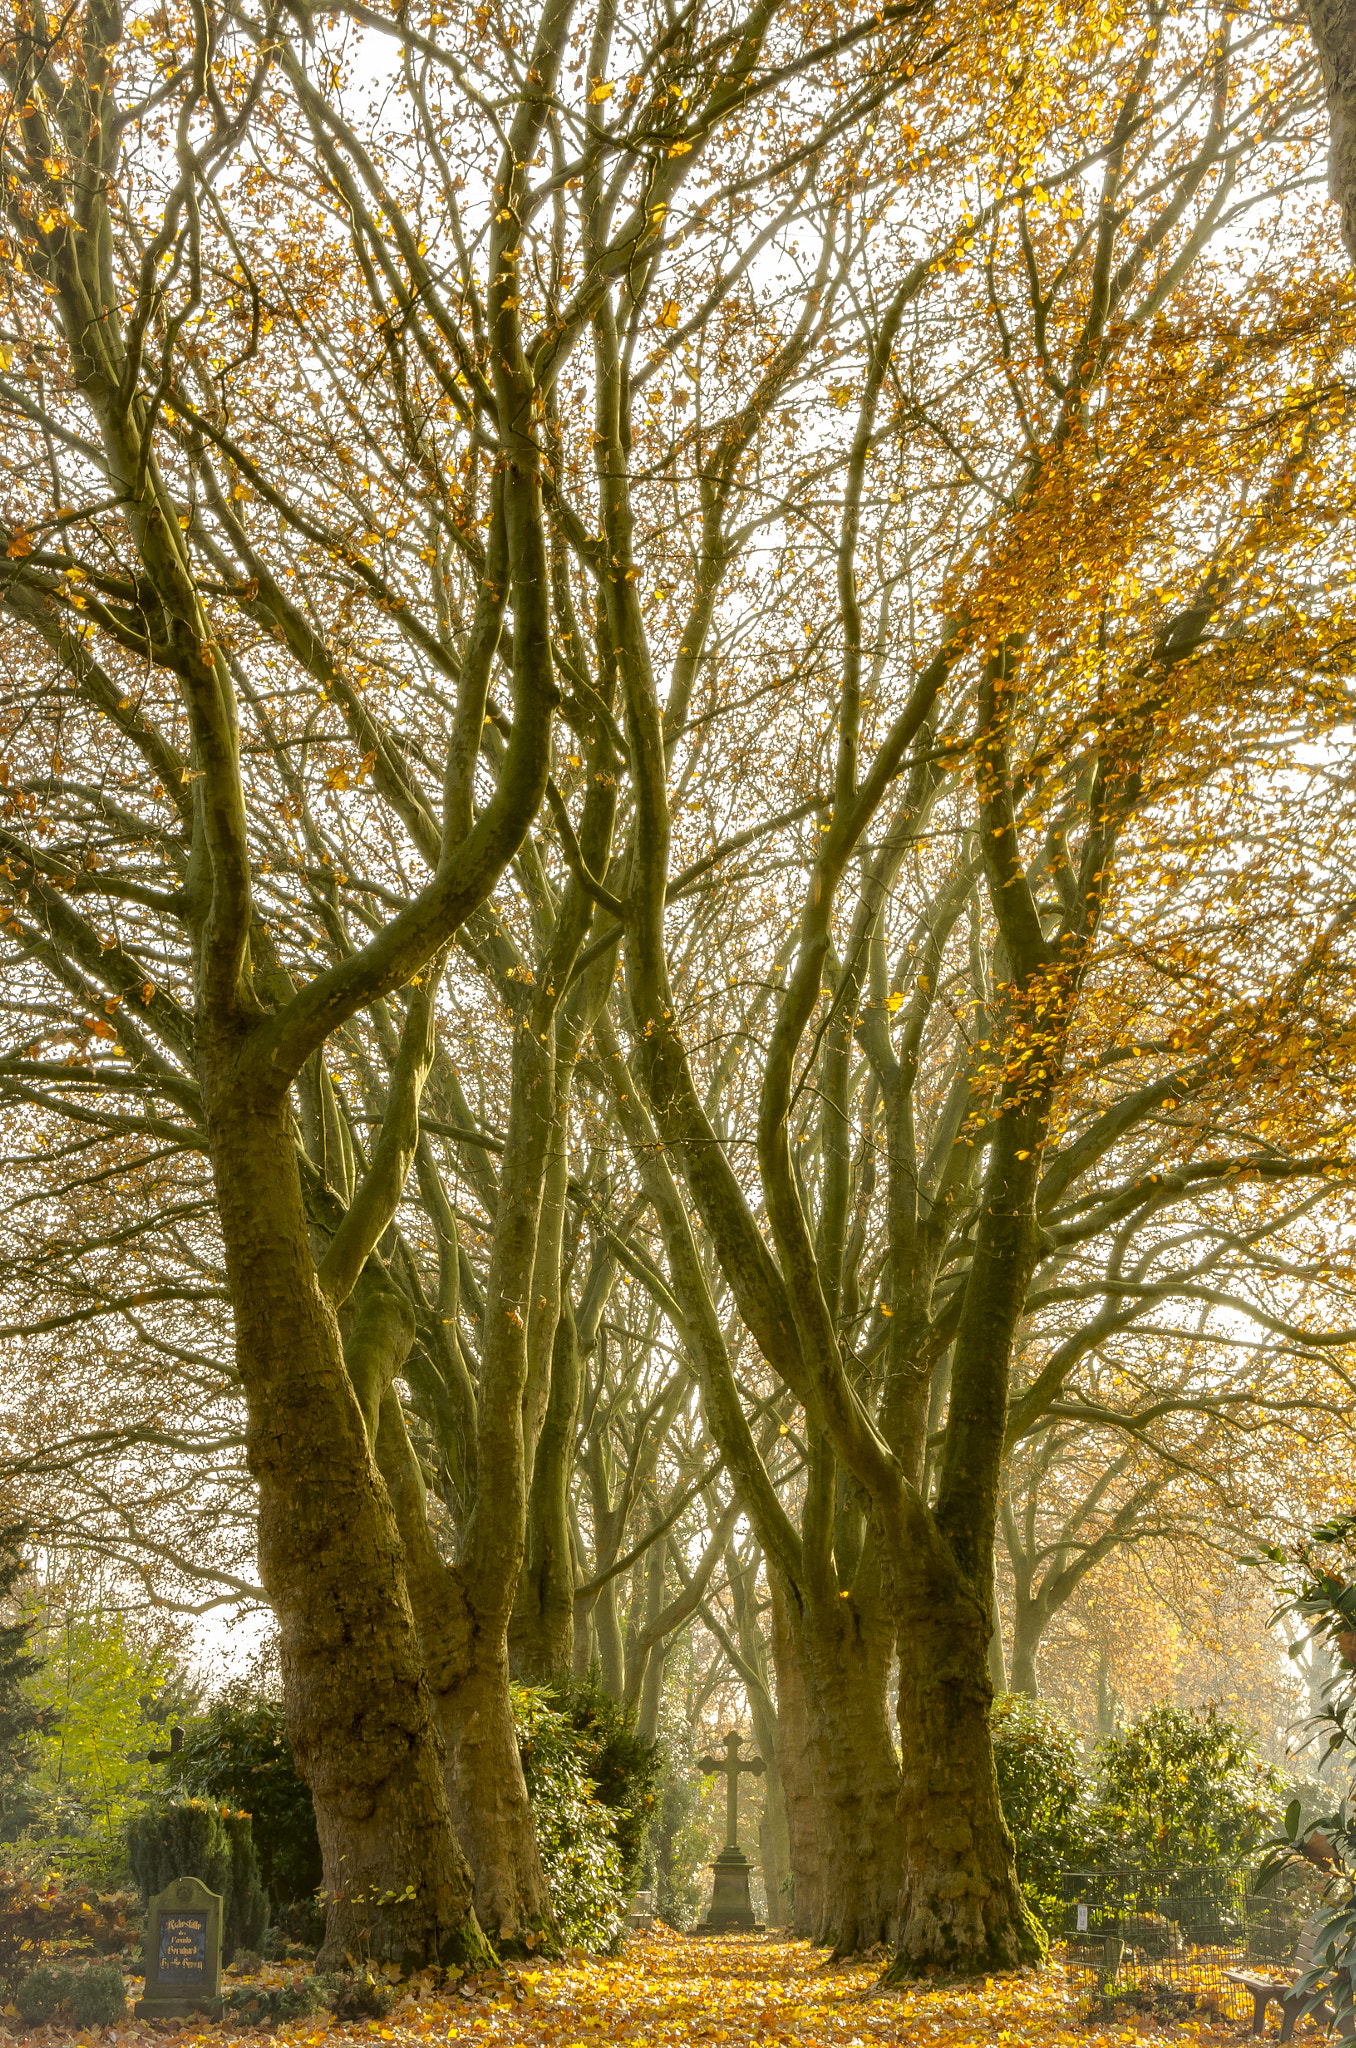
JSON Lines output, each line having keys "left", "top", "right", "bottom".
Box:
{"left": 10, "top": 1928, "right": 1271, "bottom": 2048}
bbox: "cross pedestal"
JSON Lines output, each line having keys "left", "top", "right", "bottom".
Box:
{"left": 695, "top": 1731, "right": 765, "bottom": 1933}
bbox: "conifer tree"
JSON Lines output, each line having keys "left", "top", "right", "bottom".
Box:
{"left": 0, "top": 1529, "right": 48, "bottom": 1838}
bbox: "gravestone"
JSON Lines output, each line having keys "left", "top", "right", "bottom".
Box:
{"left": 135, "top": 1874, "right": 222, "bottom": 2019}
{"left": 695, "top": 1731, "right": 765, "bottom": 1933}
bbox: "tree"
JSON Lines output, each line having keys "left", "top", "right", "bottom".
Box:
{"left": 594, "top": 0, "right": 1354, "bottom": 1967}
{"left": 0, "top": 1529, "right": 47, "bottom": 1839}
{"left": 999, "top": 1326, "right": 1356, "bottom": 1700}
{"left": 1304, "top": 0, "right": 1356, "bottom": 265}
{"left": 0, "top": 0, "right": 943, "bottom": 1958}
{"left": 21, "top": 1588, "right": 188, "bottom": 1885}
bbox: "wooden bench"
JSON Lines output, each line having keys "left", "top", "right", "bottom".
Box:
{"left": 1226, "top": 1917, "right": 1355, "bottom": 2041}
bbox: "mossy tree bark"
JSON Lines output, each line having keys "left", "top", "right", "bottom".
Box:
{"left": 798, "top": 1540, "right": 903, "bottom": 1952}
{"left": 767, "top": 1569, "right": 822, "bottom": 1941}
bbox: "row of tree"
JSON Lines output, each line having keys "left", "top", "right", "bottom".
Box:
{"left": 2, "top": 0, "right": 1355, "bottom": 1978}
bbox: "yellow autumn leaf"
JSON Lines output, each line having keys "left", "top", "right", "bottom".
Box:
{"left": 588, "top": 78, "right": 613, "bottom": 101}
{"left": 660, "top": 299, "right": 680, "bottom": 328}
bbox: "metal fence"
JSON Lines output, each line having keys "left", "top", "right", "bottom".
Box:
{"left": 1058, "top": 1866, "right": 1325, "bottom": 2024}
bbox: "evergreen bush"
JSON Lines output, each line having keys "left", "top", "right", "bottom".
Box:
{"left": 15, "top": 1959, "right": 126, "bottom": 2026}
{"left": 534, "top": 1673, "right": 662, "bottom": 1892}
{"left": 513, "top": 1685, "right": 627, "bottom": 1949}
{"left": 991, "top": 1694, "right": 1091, "bottom": 1926}
{"left": 127, "top": 1800, "right": 268, "bottom": 1962}
{"left": 1093, "top": 1704, "right": 1285, "bottom": 1874}
{"left": 162, "top": 1686, "right": 322, "bottom": 1907}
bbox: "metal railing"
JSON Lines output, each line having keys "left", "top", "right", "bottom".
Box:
{"left": 1058, "top": 1865, "right": 1325, "bottom": 2023}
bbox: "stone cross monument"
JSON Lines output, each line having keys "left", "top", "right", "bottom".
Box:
{"left": 695, "top": 1730, "right": 765, "bottom": 1932}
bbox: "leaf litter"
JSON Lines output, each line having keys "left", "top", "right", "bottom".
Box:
{"left": 0, "top": 1928, "right": 1279, "bottom": 2048}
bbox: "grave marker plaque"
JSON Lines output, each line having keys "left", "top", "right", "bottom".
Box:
{"left": 135, "top": 1875, "right": 222, "bottom": 2019}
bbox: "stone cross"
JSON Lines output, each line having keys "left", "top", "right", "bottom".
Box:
{"left": 697, "top": 1729, "right": 764, "bottom": 1851}
{"left": 146, "top": 1724, "right": 183, "bottom": 1765}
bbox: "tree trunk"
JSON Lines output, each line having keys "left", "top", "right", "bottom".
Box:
{"left": 758, "top": 1788, "right": 793, "bottom": 1930}
{"left": 442, "top": 1644, "right": 547, "bottom": 1943}
{"left": 572, "top": 1596, "right": 597, "bottom": 1678}
{"left": 624, "top": 1540, "right": 668, "bottom": 1729}
{"left": 207, "top": 1084, "right": 486, "bottom": 1969}
{"left": 595, "top": 1578, "right": 626, "bottom": 1697}
{"left": 637, "top": 1635, "right": 667, "bottom": 1743}
{"left": 768, "top": 1569, "right": 821, "bottom": 1940}
{"left": 509, "top": 1298, "right": 583, "bottom": 1679}
{"left": 887, "top": 1590, "right": 1040, "bottom": 1978}
{"left": 1305, "top": 0, "right": 1356, "bottom": 266}
{"left": 1009, "top": 1601, "right": 1042, "bottom": 1699}
{"left": 743, "top": 1649, "right": 791, "bottom": 1930}
{"left": 799, "top": 1589, "right": 903, "bottom": 1953}
{"left": 376, "top": 1389, "right": 550, "bottom": 1943}
{"left": 1096, "top": 1648, "right": 1116, "bottom": 1736}
{"left": 522, "top": 1111, "right": 569, "bottom": 1491}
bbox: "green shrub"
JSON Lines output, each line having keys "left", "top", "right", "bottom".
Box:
{"left": 16, "top": 1959, "right": 126, "bottom": 2026}
{"left": 1252, "top": 1510, "right": 1356, "bottom": 2035}
{"left": 513, "top": 1685, "right": 626, "bottom": 1949}
{"left": 1093, "top": 1704, "right": 1285, "bottom": 1874}
{"left": 533, "top": 1673, "right": 662, "bottom": 1894}
{"left": 991, "top": 1694, "right": 1091, "bottom": 1925}
{"left": 210, "top": 1972, "right": 334, "bottom": 2025}
{"left": 127, "top": 1800, "right": 267, "bottom": 1963}
{"left": 162, "top": 1687, "right": 322, "bottom": 1907}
